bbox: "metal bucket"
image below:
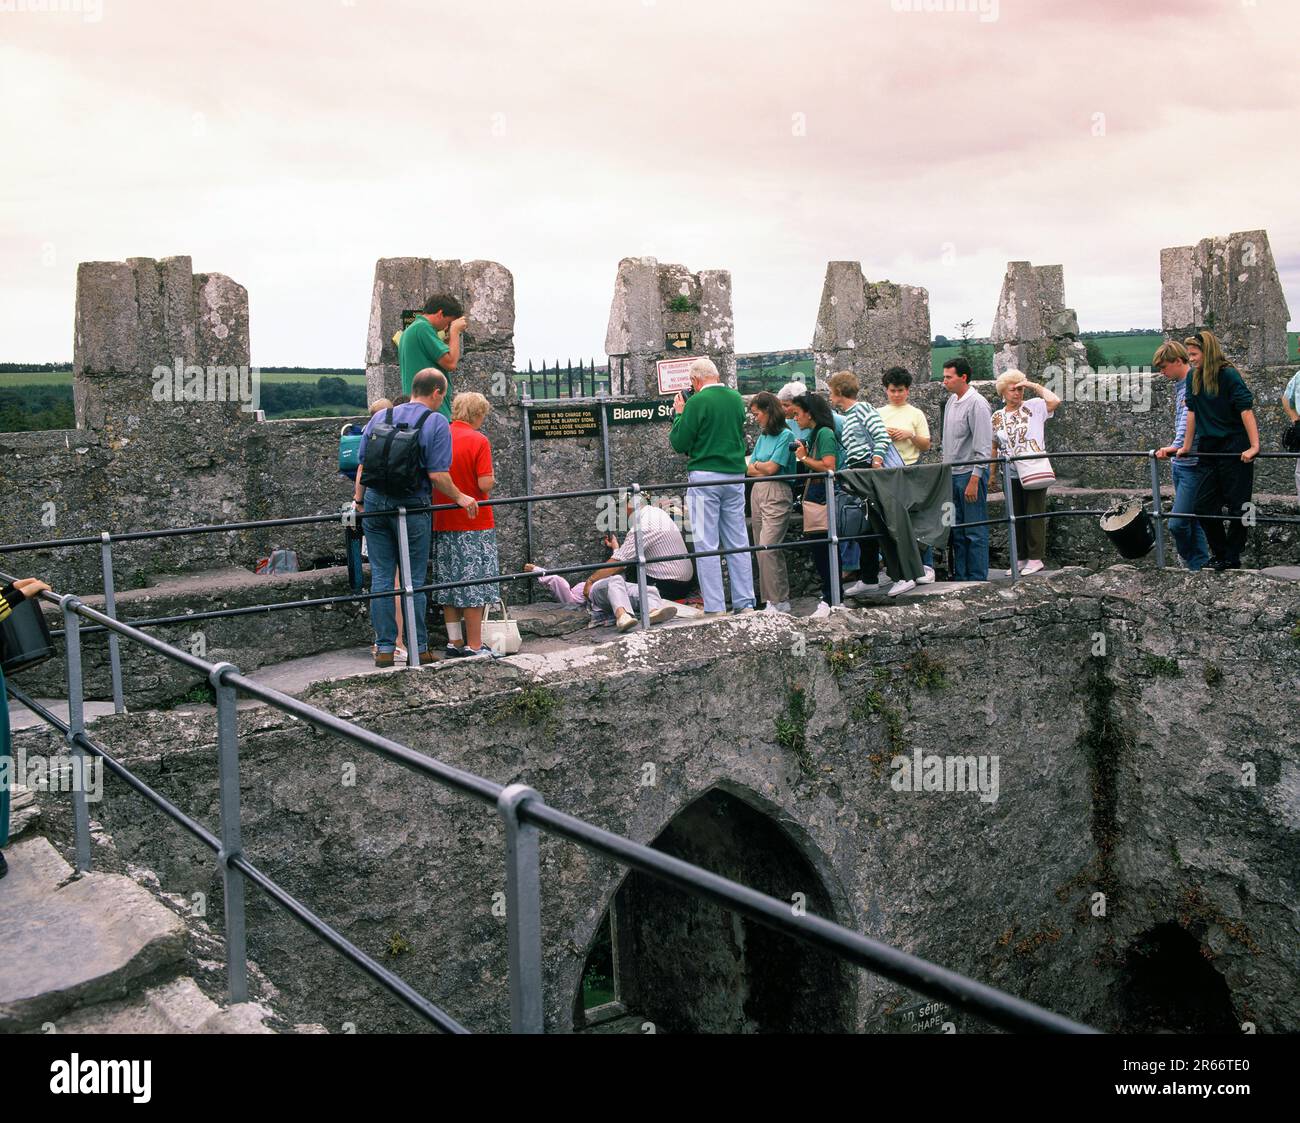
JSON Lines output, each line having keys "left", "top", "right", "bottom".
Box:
{"left": 1100, "top": 499, "right": 1155, "bottom": 560}
{"left": 0, "top": 596, "right": 56, "bottom": 675}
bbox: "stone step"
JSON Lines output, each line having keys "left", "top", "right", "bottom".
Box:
{"left": 54, "top": 975, "right": 275, "bottom": 1035}
{"left": 0, "top": 836, "right": 187, "bottom": 1032}
{"left": 6, "top": 783, "right": 42, "bottom": 840}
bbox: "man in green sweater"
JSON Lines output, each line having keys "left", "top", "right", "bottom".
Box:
{"left": 669, "top": 357, "right": 755, "bottom": 614}
{"left": 398, "top": 294, "right": 466, "bottom": 418}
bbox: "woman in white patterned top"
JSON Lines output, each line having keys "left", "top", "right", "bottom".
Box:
{"left": 990, "top": 370, "right": 1060, "bottom": 576}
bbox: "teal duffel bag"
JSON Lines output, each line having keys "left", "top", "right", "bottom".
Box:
{"left": 338, "top": 423, "right": 364, "bottom": 475}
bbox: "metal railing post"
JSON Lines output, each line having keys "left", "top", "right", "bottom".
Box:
{"left": 99, "top": 533, "right": 125, "bottom": 714}
{"left": 497, "top": 783, "right": 544, "bottom": 1034}
{"left": 826, "top": 471, "right": 841, "bottom": 607}
{"left": 1148, "top": 451, "right": 1167, "bottom": 570}
{"left": 60, "top": 595, "right": 92, "bottom": 873}
{"left": 521, "top": 396, "right": 535, "bottom": 603}
{"left": 394, "top": 508, "right": 421, "bottom": 668}
{"left": 631, "top": 483, "right": 650, "bottom": 629}
{"left": 1002, "top": 455, "right": 1018, "bottom": 584}
{"left": 209, "top": 661, "right": 249, "bottom": 1004}
{"left": 598, "top": 397, "right": 613, "bottom": 493}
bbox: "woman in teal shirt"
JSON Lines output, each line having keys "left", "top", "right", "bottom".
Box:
{"left": 792, "top": 393, "right": 841, "bottom": 618}
{"left": 747, "top": 392, "right": 797, "bottom": 614}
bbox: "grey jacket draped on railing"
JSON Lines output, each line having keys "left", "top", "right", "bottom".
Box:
{"left": 839, "top": 464, "right": 953, "bottom": 581}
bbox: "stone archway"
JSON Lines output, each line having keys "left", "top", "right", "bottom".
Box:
{"left": 1118, "top": 922, "right": 1238, "bottom": 1033}
{"left": 575, "top": 786, "right": 856, "bottom": 1034}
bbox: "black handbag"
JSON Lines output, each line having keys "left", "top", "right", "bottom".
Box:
{"left": 0, "top": 596, "right": 56, "bottom": 675}
{"left": 1282, "top": 419, "right": 1300, "bottom": 453}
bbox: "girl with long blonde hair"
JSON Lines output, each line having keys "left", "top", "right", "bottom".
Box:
{"left": 1176, "top": 330, "right": 1260, "bottom": 569}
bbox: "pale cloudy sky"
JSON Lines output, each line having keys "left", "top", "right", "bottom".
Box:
{"left": 2, "top": 0, "right": 1298, "bottom": 367}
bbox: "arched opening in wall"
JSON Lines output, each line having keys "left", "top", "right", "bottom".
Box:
{"left": 1119, "top": 923, "right": 1237, "bottom": 1033}
{"left": 576, "top": 787, "right": 855, "bottom": 1033}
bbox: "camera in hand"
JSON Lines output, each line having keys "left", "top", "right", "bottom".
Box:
{"left": 679, "top": 387, "right": 694, "bottom": 403}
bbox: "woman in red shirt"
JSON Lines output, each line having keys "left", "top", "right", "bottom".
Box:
{"left": 434, "top": 393, "right": 502, "bottom": 657}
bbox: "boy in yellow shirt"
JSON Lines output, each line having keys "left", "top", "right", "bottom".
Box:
{"left": 878, "top": 366, "right": 931, "bottom": 464}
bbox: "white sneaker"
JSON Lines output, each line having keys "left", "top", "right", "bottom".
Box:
{"left": 649, "top": 604, "right": 677, "bottom": 625}
{"left": 616, "top": 609, "right": 639, "bottom": 632}
{"left": 844, "top": 580, "right": 875, "bottom": 598}
{"left": 810, "top": 601, "right": 832, "bottom": 619}
{"left": 887, "top": 579, "right": 916, "bottom": 597}
{"left": 916, "top": 566, "right": 935, "bottom": 585}
{"left": 1021, "top": 559, "right": 1045, "bottom": 575}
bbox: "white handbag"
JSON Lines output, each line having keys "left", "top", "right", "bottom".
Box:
{"left": 1014, "top": 456, "right": 1056, "bottom": 490}
{"left": 480, "top": 600, "right": 522, "bottom": 655}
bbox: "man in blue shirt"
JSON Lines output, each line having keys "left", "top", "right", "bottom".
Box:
{"left": 353, "top": 368, "right": 477, "bottom": 666}
{"left": 1152, "top": 341, "right": 1210, "bottom": 571}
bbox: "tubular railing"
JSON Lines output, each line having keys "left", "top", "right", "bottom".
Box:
{"left": 2, "top": 578, "right": 1097, "bottom": 1034}
{"left": 3, "top": 449, "right": 1298, "bottom": 704}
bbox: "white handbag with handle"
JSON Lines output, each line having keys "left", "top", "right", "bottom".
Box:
{"left": 480, "top": 600, "right": 522, "bottom": 655}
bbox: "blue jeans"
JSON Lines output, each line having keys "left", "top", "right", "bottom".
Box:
{"left": 1169, "top": 461, "right": 1209, "bottom": 571}
{"left": 950, "top": 472, "right": 988, "bottom": 581}
{"left": 364, "top": 488, "right": 431, "bottom": 654}
{"left": 687, "top": 471, "right": 756, "bottom": 613}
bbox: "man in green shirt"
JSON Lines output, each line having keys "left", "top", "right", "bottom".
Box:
{"left": 669, "top": 357, "right": 755, "bottom": 614}
{"left": 398, "top": 294, "right": 466, "bottom": 418}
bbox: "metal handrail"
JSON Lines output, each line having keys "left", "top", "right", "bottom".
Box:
{"left": 4, "top": 579, "right": 1098, "bottom": 1035}
{"left": 5, "top": 445, "right": 1298, "bottom": 687}
{"left": 3, "top": 682, "right": 469, "bottom": 1033}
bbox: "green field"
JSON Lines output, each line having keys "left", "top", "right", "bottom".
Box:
{"left": 0, "top": 369, "right": 365, "bottom": 387}
{"left": 4, "top": 337, "right": 1299, "bottom": 432}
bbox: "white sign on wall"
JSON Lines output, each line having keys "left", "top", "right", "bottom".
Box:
{"left": 656, "top": 356, "right": 700, "bottom": 396}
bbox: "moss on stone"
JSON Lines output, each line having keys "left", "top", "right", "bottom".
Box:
{"left": 489, "top": 684, "right": 559, "bottom": 729}
{"left": 775, "top": 686, "right": 813, "bottom": 774}
{"left": 1142, "top": 654, "right": 1182, "bottom": 677}
{"left": 905, "top": 649, "right": 947, "bottom": 689}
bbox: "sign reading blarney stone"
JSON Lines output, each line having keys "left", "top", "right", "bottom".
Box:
{"left": 527, "top": 399, "right": 677, "bottom": 438}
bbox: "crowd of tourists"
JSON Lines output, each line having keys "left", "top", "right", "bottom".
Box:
{"left": 351, "top": 298, "right": 1279, "bottom": 659}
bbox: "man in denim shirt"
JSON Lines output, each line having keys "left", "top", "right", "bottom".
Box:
{"left": 1152, "top": 341, "right": 1210, "bottom": 571}
{"left": 354, "top": 369, "right": 477, "bottom": 665}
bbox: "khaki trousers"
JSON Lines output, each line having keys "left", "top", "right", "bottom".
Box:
{"left": 749, "top": 479, "right": 793, "bottom": 604}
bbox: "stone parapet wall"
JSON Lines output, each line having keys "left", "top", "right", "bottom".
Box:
{"left": 812, "top": 262, "right": 930, "bottom": 389}
{"left": 4, "top": 250, "right": 1296, "bottom": 599}
{"left": 1161, "top": 230, "right": 1291, "bottom": 368}
{"left": 605, "top": 256, "right": 735, "bottom": 395}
